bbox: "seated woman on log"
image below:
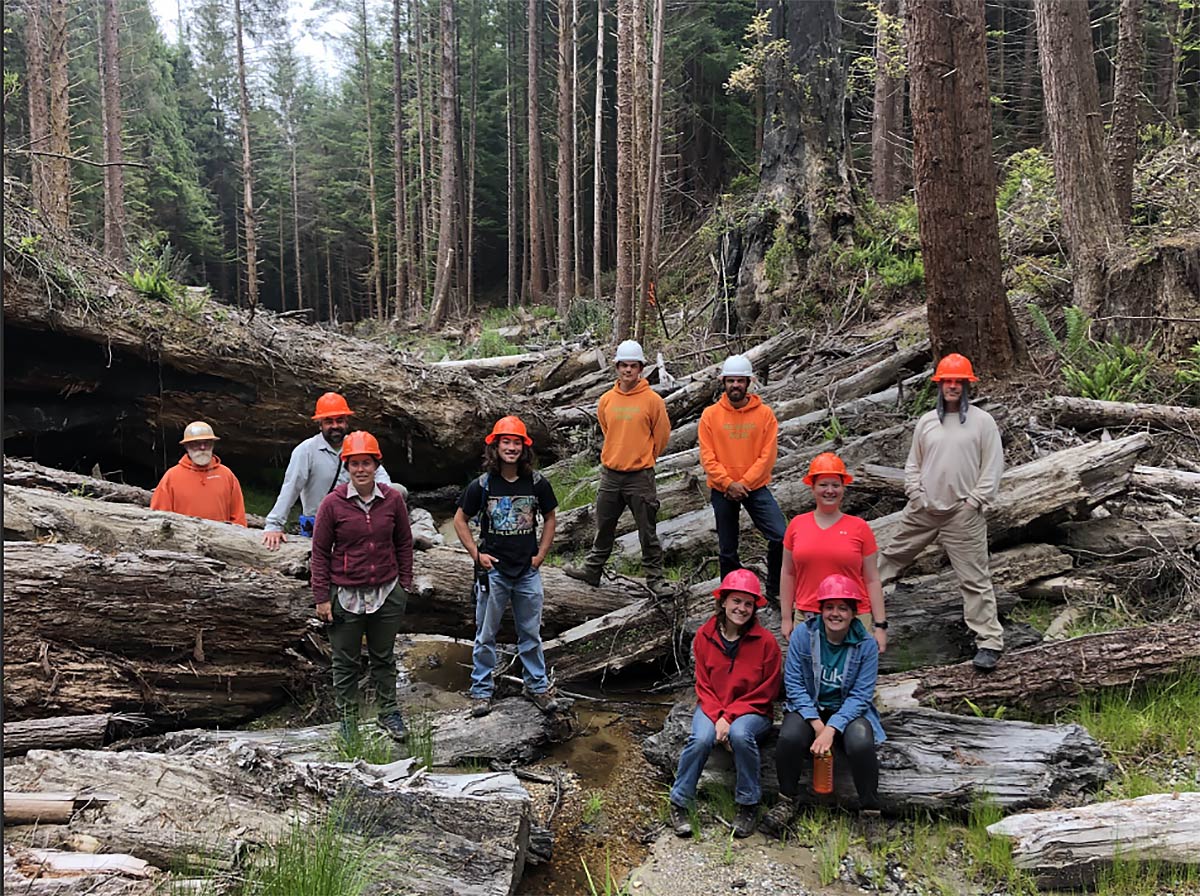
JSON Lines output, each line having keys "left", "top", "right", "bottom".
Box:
{"left": 763, "top": 573, "right": 885, "bottom": 835}
{"left": 668, "top": 569, "right": 782, "bottom": 840}
{"left": 311, "top": 431, "right": 414, "bottom": 743}
{"left": 780, "top": 452, "right": 888, "bottom": 653}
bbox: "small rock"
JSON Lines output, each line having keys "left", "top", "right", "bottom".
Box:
{"left": 731, "top": 880, "right": 747, "bottom": 890}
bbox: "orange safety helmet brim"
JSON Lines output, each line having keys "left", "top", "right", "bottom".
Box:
{"left": 930, "top": 353, "right": 979, "bottom": 382}
{"left": 484, "top": 415, "right": 533, "bottom": 447}
{"left": 802, "top": 452, "right": 853, "bottom": 487}
{"left": 712, "top": 568, "right": 767, "bottom": 609}
{"left": 313, "top": 392, "right": 356, "bottom": 420}
{"left": 339, "top": 430, "right": 382, "bottom": 460}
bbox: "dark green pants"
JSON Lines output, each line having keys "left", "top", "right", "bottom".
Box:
{"left": 582, "top": 466, "right": 664, "bottom": 581}
{"left": 328, "top": 584, "right": 407, "bottom": 717}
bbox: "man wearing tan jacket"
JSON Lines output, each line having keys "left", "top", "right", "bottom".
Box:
{"left": 698, "top": 355, "right": 787, "bottom": 602}
{"left": 565, "top": 340, "right": 672, "bottom": 596}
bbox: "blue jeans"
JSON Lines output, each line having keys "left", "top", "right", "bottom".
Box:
{"left": 670, "top": 707, "right": 774, "bottom": 807}
{"left": 711, "top": 486, "right": 787, "bottom": 597}
{"left": 470, "top": 566, "right": 550, "bottom": 699}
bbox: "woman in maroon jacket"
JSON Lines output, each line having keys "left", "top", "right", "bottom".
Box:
{"left": 311, "top": 431, "right": 414, "bottom": 742}
{"left": 668, "top": 568, "right": 782, "bottom": 839}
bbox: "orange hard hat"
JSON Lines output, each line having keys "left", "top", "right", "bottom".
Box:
{"left": 816, "top": 574, "right": 863, "bottom": 606}
{"left": 339, "top": 430, "right": 382, "bottom": 460}
{"left": 803, "top": 452, "right": 853, "bottom": 486}
{"left": 712, "top": 568, "right": 767, "bottom": 608}
{"left": 312, "top": 392, "right": 355, "bottom": 420}
{"left": 931, "top": 353, "right": 979, "bottom": 382}
{"left": 485, "top": 415, "right": 533, "bottom": 446}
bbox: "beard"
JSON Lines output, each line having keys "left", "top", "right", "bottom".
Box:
{"left": 187, "top": 448, "right": 214, "bottom": 467}
{"left": 323, "top": 427, "right": 346, "bottom": 447}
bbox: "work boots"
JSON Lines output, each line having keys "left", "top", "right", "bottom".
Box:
{"left": 669, "top": 802, "right": 693, "bottom": 838}
{"left": 563, "top": 565, "right": 601, "bottom": 587}
{"left": 760, "top": 794, "right": 796, "bottom": 838}
{"left": 523, "top": 686, "right": 560, "bottom": 714}
{"left": 972, "top": 647, "right": 1002, "bottom": 671}
{"left": 377, "top": 710, "right": 408, "bottom": 742}
{"left": 732, "top": 804, "right": 759, "bottom": 838}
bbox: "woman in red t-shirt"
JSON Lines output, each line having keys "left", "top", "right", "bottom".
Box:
{"left": 780, "top": 453, "right": 888, "bottom": 652}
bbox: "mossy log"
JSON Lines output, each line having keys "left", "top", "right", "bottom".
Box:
{"left": 642, "top": 700, "right": 1108, "bottom": 812}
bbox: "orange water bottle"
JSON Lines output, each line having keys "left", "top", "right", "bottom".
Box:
{"left": 813, "top": 752, "right": 834, "bottom": 795}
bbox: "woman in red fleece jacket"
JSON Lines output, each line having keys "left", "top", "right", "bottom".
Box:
{"left": 668, "top": 569, "right": 782, "bottom": 840}
{"left": 311, "top": 431, "right": 413, "bottom": 743}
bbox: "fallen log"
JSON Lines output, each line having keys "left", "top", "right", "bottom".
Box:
{"left": 3, "top": 793, "right": 79, "bottom": 826}
{"left": 1036, "top": 396, "right": 1200, "bottom": 433}
{"left": 642, "top": 701, "right": 1108, "bottom": 812}
{"left": 4, "top": 743, "right": 534, "bottom": 896}
{"left": 1062, "top": 515, "right": 1200, "bottom": 560}
{"left": 134, "top": 696, "right": 576, "bottom": 767}
{"left": 875, "top": 625, "right": 1200, "bottom": 715}
{"left": 986, "top": 792, "right": 1200, "bottom": 888}
{"left": 3, "top": 713, "right": 150, "bottom": 756}
{"left": 5, "top": 847, "right": 152, "bottom": 882}
{"left": 1131, "top": 464, "right": 1200, "bottom": 504}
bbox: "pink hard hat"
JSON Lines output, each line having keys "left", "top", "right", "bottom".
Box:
{"left": 712, "top": 568, "right": 767, "bottom": 609}
{"left": 816, "top": 574, "right": 863, "bottom": 606}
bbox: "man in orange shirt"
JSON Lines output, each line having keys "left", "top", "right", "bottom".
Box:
{"left": 150, "top": 421, "right": 248, "bottom": 527}
{"left": 565, "top": 340, "right": 672, "bottom": 596}
{"left": 697, "top": 355, "right": 787, "bottom": 602}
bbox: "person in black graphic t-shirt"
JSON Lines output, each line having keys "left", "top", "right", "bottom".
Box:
{"left": 453, "top": 416, "right": 560, "bottom": 718}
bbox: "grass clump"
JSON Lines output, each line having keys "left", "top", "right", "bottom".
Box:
{"left": 1068, "top": 671, "right": 1200, "bottom": 761}
{"left": 404, "top": 704, "right": 436, "bottom": 769}
{"left": 581, "top": 850, "right": 631, "bottom": 896}
{"left": 333, "top": 719, "right": 399, "bottom": 764}
{"left": 240, "top": 805, "right": 375, "bottom": 896}
{"left": 544, "top": 456, "right": 600, "bottom": 512}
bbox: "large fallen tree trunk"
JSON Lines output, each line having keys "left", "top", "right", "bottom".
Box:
{"left": 875, "top": 625, "right": 1200, "bottom": 715}
{"left": 1131, "top": 464, "right": 1200, "bottom": 504}
{"left": 987, "top": 792, "right": 1200, "bottom": 888}
{"left": 1036, "top": 396, "right": 1200, "bottom": 433}
{"left": 643, "top": 701, "right": 1108, "bottom": 812}
{"left": 4, "top": 743, "right": 534, "bottom": 896}
{"left": 1062, "top": 515, "right": 1200, "bottom": 560}
{"left": 3, "top": 713, "right": 150, "bottom": 756}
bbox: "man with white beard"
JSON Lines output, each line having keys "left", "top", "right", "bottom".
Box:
{"left": 150, "top": 421, "right": 248, "bottom": 526}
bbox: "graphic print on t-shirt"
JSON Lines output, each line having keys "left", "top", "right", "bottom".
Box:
{"left": 486, "top": 495, "right": 538, "bottom": 536}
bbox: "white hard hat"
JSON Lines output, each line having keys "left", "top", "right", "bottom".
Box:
{"left": 614, "top": 340, "right": 647, "bottom": 365}
{"left": 720, "top": 355, "right": 754, "bottom": 378}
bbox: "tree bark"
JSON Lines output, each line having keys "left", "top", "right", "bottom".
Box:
{"left": 506, "top": 2, "right": 520, "bottom": 308}
{"left": 1036, "top": 395, "right": 1200, "bottom": 432}
{"left": 877, "top": 625, "right": 1200, "bottom": 717}
{"left": 1033, "top": 0, "right": 1123, "bottom": 319}
{"left": 46, "top": 0, "right": 71, "bottom": 230}
{"left": 634, "top": 0, "right": 665, "bottom": 343}
{"left": 429, "top": 0, "right": 459, "bottom": 328}
{"left": 357, "top": 0, "right": 384, "bottom": 319}
{"left": 98, "top": 0, "right": 126, "bottom": 259}
{"left": 465, "top": 0, "right": 479, "bottom": 314}
{"left": 3, "top": 714, "right": 149, "bottom": 756}
{"left": 1108, "top": 0, "right": 1143, "bottom": 223}
{"left": 988, "top": 793, "right": 1200, "bottom": 889}
{"left": 592, "top": 0, "right": 606, "bottom": 304}
{"left": 232, "top": 0, "right": 259, "bottom": 311}
{"left": 24, "top": 0, "right": 53, "bottom": 216}
{"left": 613, "top": 0, "right": 635, "bottom": 338}
{"left": 871, "top": 0, "right": 905, "bottom": 203}
{"left": 412, "top": 0, "right": 432, "bottom": 304}
{"left": 908, "top": 0, "right": 1021, "bottom": 374}
{"left": 393, "top": 0, "right": 409, "bottom": 316}
{"left": 527, "top": 0, "right": 547, "bottom": 303}
{"left": 556, "top": 0, "right": 574, "bottom": 315}
{"left": 644, "top": 702, "right": 1108, "bottom": 812}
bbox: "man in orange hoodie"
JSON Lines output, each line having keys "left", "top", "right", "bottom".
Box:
{"left": 150, "top": 421, "right": 248, "bottom": 527}
{"left": 697, "top": 355, "right": 786, "bottom": 602}
{"left": 565, "top": 339, "right": 672, "bottom": 596}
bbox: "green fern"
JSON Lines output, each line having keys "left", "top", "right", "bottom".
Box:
{"left": 1025, "top": 303, "right": 1062, "bottom": 355}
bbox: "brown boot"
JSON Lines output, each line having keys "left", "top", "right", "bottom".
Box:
{"left": 760, "top": 794, "right": 796, "bottom": 838}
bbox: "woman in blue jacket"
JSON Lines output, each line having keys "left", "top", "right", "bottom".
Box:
{"left": 762, "top": 573, "right": 885, "bottom": 834}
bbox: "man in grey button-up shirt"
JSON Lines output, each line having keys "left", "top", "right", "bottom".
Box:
{"left": 262, "top": 392, "right": 397, "bottom": 549}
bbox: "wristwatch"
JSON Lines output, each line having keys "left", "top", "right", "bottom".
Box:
{"left": 875, "top": 620, "right": 889, "bottom": 630}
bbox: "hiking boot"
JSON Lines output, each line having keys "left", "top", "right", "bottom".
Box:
{"left": 669, "top": 802, "right": 693, "bottom": 838}
{"left": 563, "top": 565, "right": 601, "bottom": 587}
{"left": 470, "top": 697, "right": 493, "bottom": 718}
{"left": 647, "top": 578, "right": 675, "bottom": 599}
{"left": 523, "top": 686, "right": 560, "bottom": 714}
{"left": 972, "top": 647, "right": 1002, "bottom": 671}
{"left": 377, "top": 711, "right": 408, "bottom": 741}
{"left": 760, "top": 794, "right": 796, "bottom": 838}
{"left": 732, "top": 804, "right": 759, "bottom": 838}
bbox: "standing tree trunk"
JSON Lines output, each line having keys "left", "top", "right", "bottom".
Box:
{"left": 634, "top": 0, "right": 664, "bottom": 343}
{"left": 908, "top": 0, "right": 1022, "bottom": 374}
{"left": 233, "top": 0, "right": 259, "bottom": 311}
{"left": 871, "top": 0, "right": 905, "bottom": 203}
{"left": 1107, "top": 0, "right": 1143, "bottom": 223}
{"left": 591, "top": 0, "right": 605, "bottom": 305}
{"left": 359, "top": 0, "right": 384, "bottom": 319}
{"left": 555, "top": 0, "right": 574, "bottom": 315}
{"left": 527, "top": 0, "right": 548, "bottom": 303}
{"left": 506, "top": 3, "right": 520, "bottom": 309}
{"left": 1034, "top": 0, "right": 1123, "bottom": 319}
{"left": 46, "top": 0, "right": 72, "bottom": 230}
{"left": 429, "top": 0, "right": 459, "bottom": 328}
{"left": 413, "top": 0, "right": 432, "bottom": 307}
{"left": 291, "top": 144, "right": 303, "bottom": 310}
{"left": 465, "top": 0, "right": 479, "bottom": 313}
{"left": 392, "top": 0, "right": 408, "bottom": 317}
{"left": 613, "top": 0, "right": 635, "bottom": 339}
{"left": 25, "top": 0, "right": 53, "bottom": 218}
{"left": 98, "top": 0, "right": 126, "bottom": 259}
{"left": 571, "top": 0, "right": 581, "bottom": 300}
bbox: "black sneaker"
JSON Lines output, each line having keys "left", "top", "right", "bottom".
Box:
{"left": 377, "top": 711, "right": 408, "bottom": 741}
{"left": 523, "top": 686, "right": 560, "bottom": 714}
{"left": 972, "top": 647, "right": 1002, "bottom": 671}
{"left": 669, "top": 802, "right": 692, "bottom": 838}
{"left": 732, "top": 804, "right": 758, "bottom": 838}
{"left": 563, "top": 565, "right": 601, "bottom": 587}
{"left": 470, "top": 697, "right": 493, "bottom": 718}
